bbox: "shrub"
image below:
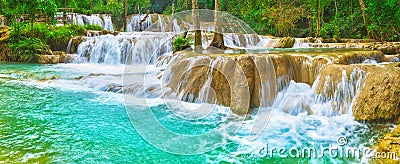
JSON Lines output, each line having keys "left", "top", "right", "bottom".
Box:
{"left": 9, "top": 37, "right": 50, "bottom": 63}
{"left": 172, "top": 36, "right": 192, "bottom": 52}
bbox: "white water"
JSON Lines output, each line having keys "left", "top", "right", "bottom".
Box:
{"left": 75, "top": 32, "right": 173, "bottom": 65}
{"left": 68, "top": 14, "right": 114, "bottom": 31}
{"left": 102, "top": 15, "right": 114, "bottom": 31}
{"left": 1, "top": 17, "right": 4, "bottom": 26}
{"left": 127, "top": 15, "right": 153, "bottom": 32}
{"left": 49, "top": 59, "right": 377, "bottom": 163}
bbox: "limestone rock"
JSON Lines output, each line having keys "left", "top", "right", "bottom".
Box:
{"left": 38, "top": 55, "right": 60, "bottom": 64}
{"left": 163, "top": 52, "right": 271, "bottom": 115}
{"left": 352, "top": 65, "right": 400, "bottom": 122}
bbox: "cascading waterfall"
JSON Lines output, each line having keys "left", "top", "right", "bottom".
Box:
{"left": 157, "top": 15, "right": 165, "bottom": 32}
{"left": 68, "top": 14, "right": 113, "bottom": 30}
{"left": 85, "top": 14, "right": 103, "bottom": 27}
{"left": 293, "top": 38, "right": 310, "bottom": 48}
{"left": 172, "top": 19, "right": 182, "bottom": 33}
{"left": 72, "top": 14, "right": 85, "bottom": 26}
{"left": 223, "top": 34, "right": 266, "bottom": 48}
{"left": 75, "top": 33, "right": 173, "bottom": 65}
{"left": 102, "top": 15, "right": 114, "bottom": 31}
{"left": 127, "top": 15, "right": 153, "bottom": 32}
{"left": 1, "top": 17, "right": 4, "bottom": 26}
{"left": 254, "top": 56, "right": 278, "bottom": 108}
{"left": 161, "top": 53, "right": 369, "bottom": 118}
{"left": 312, "top": 68, "right": 367, "bottom": 115}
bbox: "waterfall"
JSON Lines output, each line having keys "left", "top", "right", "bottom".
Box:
{"left": 254, "top": 56, "right": 277, "bottom": 108}
{"left": 68, "top": 14, "right": 113, "bottom": 31}
{"left": 72, "top": 14, "right": 85, "bottom": 26}
{"left": 1, "top": 17, "right": 4, "bottom": 26}
{"left": 172, "top": 19, "right": 182, "bottom": 33}
{"left": 85, "top": 14, "right": 104, "bottom": 27}
{"left": 102, "top": 15, "right": 114, "bottom": 31}
{"left": 127, "top": 15, "right": 153, "bottom": 32}
{"left": 75, "top": 33, "right": 173, "bottom": 65}
{"left": 66, "top": 39, "right": 73, "bottom": 53}
{"left": 158, "top": 15, "right": 165, "bottom": 32}
{"left": 293, "top": 38, "right": 310, "bottom": 48}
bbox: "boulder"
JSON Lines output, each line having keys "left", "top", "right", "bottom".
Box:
{"left": 352, "top": 64, "right": 400, "bottom": 122}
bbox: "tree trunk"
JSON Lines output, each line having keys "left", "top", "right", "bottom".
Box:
{"left": 123, "top": 0, "right": 127, "bottom": 31}
{"left": 357, "top": 0, "right": 369, "bottom": 37}
{"left": 316, "top": 0, "right": 321, "bottom": 37}
{"left": 209, "top": 0, "right": 225, "bottom": 49}
{"left": 192, "top": 0, "right": 202, "bottom": 48}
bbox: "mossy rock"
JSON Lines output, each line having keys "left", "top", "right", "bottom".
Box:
{"left": 274, "top": 37, "right": 295, "bottom": 48}
{"left": 371, "top": 126, "right": 400, "bottom": 163}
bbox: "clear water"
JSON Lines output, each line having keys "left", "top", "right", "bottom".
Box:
{"left": 0, "top": 63, "right": 392, "bottom": 163}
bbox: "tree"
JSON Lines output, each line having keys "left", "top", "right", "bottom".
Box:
{"left": 192, "top": 0, "right": 202, "bottom": 48}
{"left": 209, "top": 0, "right": 225, "bottom": 49}
{"left": 357, "top": 0, "right": 368, "bottom": 37}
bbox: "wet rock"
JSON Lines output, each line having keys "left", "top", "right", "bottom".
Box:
{"left": 66, "top": 36, "right": 83, "bottom": 54}
{"left": 38, "top": 55, "right": 60, "bottom": 64}
{"left": 274, "top": 37, "right": 295, "bottom": 48}
{"left": 53, "top": 51, "right": 67, "bottom": 63}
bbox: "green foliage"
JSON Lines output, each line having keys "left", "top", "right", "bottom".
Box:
{"left": 7, "top": 22, "right": 103, "bottom": 62}
{"left": 2, "top": 0, "right": 399, "bottom": 42}
{"left": 365, "top": 0, "right": 400, "bottom": 41}
{"left": 9, "top": 37, "right": 49, "bottom": 63}
{"left": 172, "top": 36, "right": 192, "bottom": 52}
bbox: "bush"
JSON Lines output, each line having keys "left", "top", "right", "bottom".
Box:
{"left": 9, "top": 37, "right": 50, "bottom": 63}
{"left": 7, "top": 22, "right": 103, "bottom": 62}
{"left": 172, "top": 36, "right": 192, "bottom": 52}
